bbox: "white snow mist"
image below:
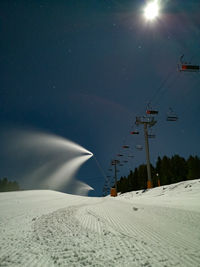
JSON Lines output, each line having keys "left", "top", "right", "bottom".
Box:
{"left": 3, "top": 129, "right": 93, "bottom": 195}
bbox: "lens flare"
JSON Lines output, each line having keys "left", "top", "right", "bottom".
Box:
{"left": 144, "top": 1, "right": 159, "bottom": 20}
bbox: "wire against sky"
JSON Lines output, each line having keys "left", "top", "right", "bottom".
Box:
{"left": 93, "top": 155, "right": 107, "bottom": 182}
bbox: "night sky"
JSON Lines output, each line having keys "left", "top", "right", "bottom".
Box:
{"left": 1, "top": 0, "right": 200, "bottom": 196}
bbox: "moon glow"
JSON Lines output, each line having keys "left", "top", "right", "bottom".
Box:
{"left": 144, "top": 1, "right": 159, "bottom": 20}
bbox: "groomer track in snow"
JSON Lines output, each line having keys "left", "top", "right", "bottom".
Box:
{"left": 0, "top": 179, "right": 200, "bottom": 266}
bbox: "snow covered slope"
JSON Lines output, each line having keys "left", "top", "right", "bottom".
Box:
{"left": 117, "top": 179, "right": 200, "bottom": 212}
{"left": 0, "top": 179, "right": 200, "bottom": 266}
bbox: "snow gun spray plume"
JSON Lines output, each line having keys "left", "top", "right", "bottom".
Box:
{"left": 3, "top": 129, "right": 94, "bottom": 195}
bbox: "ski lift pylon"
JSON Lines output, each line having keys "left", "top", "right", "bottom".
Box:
{"left": 111, "top": 159, "right": 120, "bottom": 165}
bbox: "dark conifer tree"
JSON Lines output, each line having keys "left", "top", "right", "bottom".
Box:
{"left": 0, "top": 178, "right": 20, "bottom": 192}
{"left": 187, "top": 156, "right": 200, "bottom": 180}
{"left": 116, "top": 154, "right": 200, "bottom": 194}
{"left": 160, "top": 156, "right": 172, "bottom": 185}
{"left": 170, "top": 155, "right": 187, "bottom": 183}
{"left": 132, "top": 168, "right": 139, "bottom": 190}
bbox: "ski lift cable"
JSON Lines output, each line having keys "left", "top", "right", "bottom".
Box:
{"left": 111, "top": 109, "right": 139, "bottom": 159}
{"left": 167, "top": 74, "right": 199, "bottom": 126}
{"left": 82, "top": 176, "right": 106, "bottom": 182}
{"left": 162, "top": 64, "right": 200, "bottom": 123}
{"left": 155, "top": 74, "right": 177, "bottom": 105}
{"left": 116, "top": 70, "right": 179, "bottom": 175}
{"left": 164, "top": 71, "right": 199, "bottom": 122}
{"left": 93, "top": 155, "right": 107, "bottom": 182}
{"left": 153, "top": 72, "right": 181, "bottom": 106}
{"left": 187, "top": 34, "right": 200, "bottom": 63}
{"left": 106, "top": 35, "right": 199, "bottom": 187}
{"left": 147, "top": 53, "right": 197, "bottom": 113}
{"left": 114, "top": 127, "right": 138, "bottom": 177}
{"left": 115, "top": 118, "right": 138, "bottom": 161}
{"left": 168, "top": 69, "right": 200, "bottom": 120}
{"left": 144, "top": 69, "right": 180, "bottom": 119}
{"left": 106, "top": 26, "right": 200, "bottom": 182}
{"left": 116, "top": 64, "right": 181, "bottom": 172}
{"left": 148, "top": 70, "right": 174, "bottom": 105}
{"left": 175, "top": 74, "right": 200, "bottom": 119}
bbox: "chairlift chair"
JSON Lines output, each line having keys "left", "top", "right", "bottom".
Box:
{"left": 135, "top": 117, "right": 140, "bottom": 125}
{"left": 148, "top": 129, "right": 156, "bottom": 138}
{"left": 166, "top": 108, "right": 178, "bottom": 122}
{"left": 180, "top": 64, "right": 200, "bottom": 72}
{"left": 146, "top": 110, "right": 158, "bottom": 115}
{"left": 122, "top": 145, "right": 129, "bottom": 149}
{"left": 136, "top": 145, "right": 143, "bottom": 150}
{"left": 130, "top": 130, "right": 139, "bottom": 135}
{"left": 146, "top": 103, "right": 158, "bottom": 115}
{"left": 167, "top": 116, "right": 178, "bottom": 121}
{"left": 179, "top": 54, "right": 199, "bottom": 72}
{"left": 148, "top": 134, "right": 156, "bottom": 138}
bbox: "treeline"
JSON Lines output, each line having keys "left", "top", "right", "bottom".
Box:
{"left": 0, "top": 178, "right": 20, "bottom": 192}
{"left": 117, "top": 155, "right": 200, "bottom": 194}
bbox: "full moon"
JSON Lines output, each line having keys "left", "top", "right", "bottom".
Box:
{"left": 144, "top": 1, "right": 159, "bottom": 20}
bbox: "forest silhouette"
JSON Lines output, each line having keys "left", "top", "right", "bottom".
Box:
{"left": 116, "top": 155, "right": 200, "bottom": 194}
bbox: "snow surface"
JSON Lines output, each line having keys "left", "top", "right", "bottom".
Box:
{"left": 0, "top": 179, "right": 200, "bottom": 266}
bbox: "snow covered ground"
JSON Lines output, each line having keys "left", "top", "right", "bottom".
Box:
{"left": 0, "top": 179, "right": 200, "bottom": 267}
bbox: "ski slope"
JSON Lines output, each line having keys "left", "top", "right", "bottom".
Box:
{"left": 0, "top": 179, "right": 200, "bottom": 266}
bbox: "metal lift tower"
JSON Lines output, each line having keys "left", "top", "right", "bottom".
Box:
{"left": 111, "top": 159, "right": 120, "bottom": 193}
{"left": 135, "top": 116, "right": 157, "bottom": 189}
